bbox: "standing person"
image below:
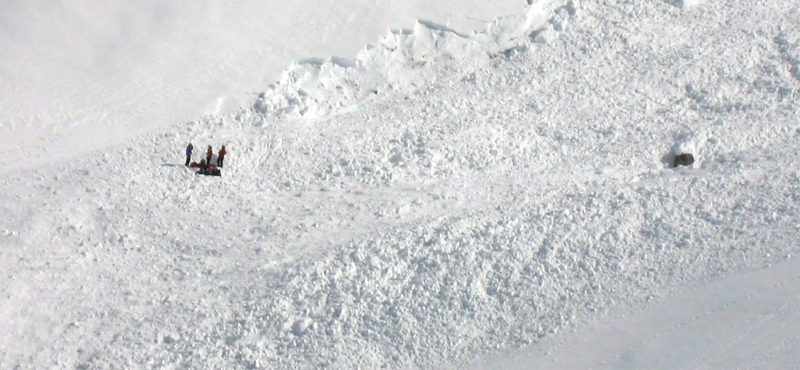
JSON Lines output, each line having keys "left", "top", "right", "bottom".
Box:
{"left": 206, "top": 145, "right": 213, "bottom": 166}
{"left": 185, "top": 143, "right": 194, "bottom": 166}
{"left": 217, "top": 145, "right": 227, "bottom": 168}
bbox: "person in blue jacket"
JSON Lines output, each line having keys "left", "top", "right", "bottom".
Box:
{"left": 185, "top": 143, "right": 194, "bottom": 166}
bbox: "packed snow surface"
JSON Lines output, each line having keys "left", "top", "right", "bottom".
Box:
{"left": 1, "top": 0, "right": 800, "bottom": 369}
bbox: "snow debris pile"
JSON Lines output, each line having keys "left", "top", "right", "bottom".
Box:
{"left": 254, "top": 0, "right": 577, "bottom": 119}
{"left": 2, "top": 0, "right": 800, "bottom": 369}
{"left": 209, "top": 174, "right": 796, "bottom": 369}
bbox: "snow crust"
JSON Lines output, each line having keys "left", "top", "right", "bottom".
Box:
{"left": 2, "top": 0, "right": 800, "bottom": 369}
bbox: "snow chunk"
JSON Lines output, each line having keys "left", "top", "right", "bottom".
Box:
{"left": 291, "top": 318, "right": 315, "bottom": 336}
{"left": 680, "top": 0, "right": 706, "bottom": 8}
{"left": 534, "top": 24, "right": 558, "bottom": 45}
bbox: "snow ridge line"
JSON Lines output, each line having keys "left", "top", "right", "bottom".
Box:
{"left": 252, "top": 0, "right": 572, "bottom": 120}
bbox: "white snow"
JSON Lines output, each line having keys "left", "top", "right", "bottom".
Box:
{"left": 473, "top": 257, "right": 800, "bottom": 369}
{"left": 0, "top": 0, "right": 522, "bottom": 170}
{"left": 1, "top": 0, "right": 800, "bottom": 369}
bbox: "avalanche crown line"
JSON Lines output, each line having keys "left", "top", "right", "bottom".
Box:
{"left": 253, "top": 0, "right": 573, "bottom": 120}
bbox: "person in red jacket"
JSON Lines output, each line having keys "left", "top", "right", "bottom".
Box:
{"left": 206, "top": 145, "right": 213, "bottom": 165}
{"left": 217, "top": 145, "right": 227, "bottom": 167}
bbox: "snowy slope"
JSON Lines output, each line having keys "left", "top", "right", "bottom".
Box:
{"left": 2, "top": 0, "right": 800, "bottom": 369}
{"left": 475, "top": 257, "right": 800, "bottom": 369}
{"left": 0, "top": 0, "right": 522, "bottom": 171}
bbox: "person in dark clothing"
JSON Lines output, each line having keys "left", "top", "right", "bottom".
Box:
{"left": 197, "top": 159, "right": 207, "bottom": 175}
{"left": 217, "top": 145, "right": 227, "bottom": 167}
{"left": 206, "top": 145, "right": 213, "bottom": 165}
{"left": 185, "top": 143, "right": 194, "bottom": 166}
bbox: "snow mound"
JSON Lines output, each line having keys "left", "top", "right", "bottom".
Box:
{"left": 254, "top": 0, "right": 575, "bottom": 119}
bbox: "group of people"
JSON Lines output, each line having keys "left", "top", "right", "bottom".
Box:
{"left": 185, "top": 143, "right": 227, "bottom": 169}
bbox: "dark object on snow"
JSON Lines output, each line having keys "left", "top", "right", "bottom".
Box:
{"left": 198, "top": 167, "right": 222, "bottom": 176}
{"left": 188, "top": 160, "right": 222, "bottom": 176}
{"left": 673, "top": 153, "right": 695, "bottom": 168}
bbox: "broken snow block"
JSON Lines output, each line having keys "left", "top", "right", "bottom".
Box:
{"left": 673, "top": 153, "right": 695, "bottom": 168}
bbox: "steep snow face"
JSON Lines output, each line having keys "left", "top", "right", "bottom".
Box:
{"left": 0, "top": 0, "right": 522, "bottom": 171}
{"left": 254, "top": 1, "right": 568, "bottom": 119}
{"left": 1, "top": 0, "right": 800, "bottom": 369}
